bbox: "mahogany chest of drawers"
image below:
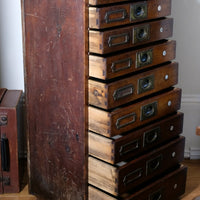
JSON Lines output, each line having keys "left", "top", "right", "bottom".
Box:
{"left": 23, "top": 0, "right": 187, "bottom": 199}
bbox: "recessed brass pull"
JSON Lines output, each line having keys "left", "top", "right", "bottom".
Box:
{"left": 149, "top": 189, "right": 162, "bottom": 200}
{"left": 146, "top": 155, "right": 162, "bottom": 175}
{"left": 119, "top": 139, "right": 139, "bottom": 156}
{"left": 141, "top": 101, "right": 157, "bottom": 121}
{"left": 138, "top": 74, "right": 154, "bottom": 94}
{"left": 105, "top": 9, "right": 128, "bottom": 24}
{"left": 116, "top": 112, "right": 136, "bottom": 129}
{"left": 111, "top": 57, "right": 133, "bottom": 73}
{"left": 123, "top": 168, "right": 142, "bottom": 186}
{"left": 108, "top": 32, "right": 130, "bottom": 47}
{"left": 143, "top": 127, "right": 160, "bottom": 147}
{"left": 136, "top": 49, "right": 153, "bottom": 68}
{"left": 113, "top": 84, "right": 134, "bottom": 101}
{"left": 130, "top": 2, "right": 148, "bottom": 21}
{"left": 133, "top": 24, "right": 150, "bottom": 44}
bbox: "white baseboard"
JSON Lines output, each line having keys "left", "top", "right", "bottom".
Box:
{"left": 182, "top": 94, "right": 200, "bottom": 104}
{"left": 185, "top": 148, "right": 200, "bottom": 159}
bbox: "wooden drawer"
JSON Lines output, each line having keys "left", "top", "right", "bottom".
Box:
{"left": 89, "top": 136, "right": 185, "bottom": 196}
{"left": 89, "top": 88, "right": 181, "bottom": 137}
{"left": 89, "top": 112, "right": 183, "bottom": 164}
{"left": 89, "top": 62, "right": 178, "bottom": 109}
{"left": 89, "top": 18, "right": 173, "bottom": 54}
{"left": 89, "top": 0, "right": 171, "bottom": 29}
{"left": 89, "top": 165, "right": 187, "bottom": 200}
{"left": 89, "top": 40, "right": 176, "bottom": 80}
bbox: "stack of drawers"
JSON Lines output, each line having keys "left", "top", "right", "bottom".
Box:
{"left": 88, "top": 0, "right": 187, "bottom": 199}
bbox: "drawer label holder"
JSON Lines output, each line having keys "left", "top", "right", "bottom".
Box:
{"left": 113, "top": 84, "right": 134, "bottom": 101}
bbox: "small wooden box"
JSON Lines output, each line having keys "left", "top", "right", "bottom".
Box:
{"left": 89, "top": 88, "right": 182, "bottom": 137}
{"left": 0, "top": 89, "right": 24, "bottom": 194}
{"left": 89, "top": 62, "right": 178, "bottom": 109}
{"left": 89, "top": 0, "right": 171, "bottom": 29}
{"left": 89, "top": 165, "right": 187, "bottom": 200}
{"left": 89, "top": 112, "right": 183, "bottom": 164}
{"left": 89, "top": 136, "right": 185, "bottom": 196}
{"left": 89, "top": 18, "right": 173, "bottom": 54}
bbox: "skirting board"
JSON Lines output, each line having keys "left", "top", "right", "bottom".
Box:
{"left": 185, "top": 148, "right": 200, "bottom": 160}
{"left": 182, "top": 94, "right": 200, "bottom": 104}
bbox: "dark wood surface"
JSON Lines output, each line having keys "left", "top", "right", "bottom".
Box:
{"left": 23, "top": 0, "right": 88, "bottom": 199}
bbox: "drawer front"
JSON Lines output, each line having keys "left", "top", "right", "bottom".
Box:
{"left": 89, "top": 136, "right": 185, "bottom": 196}
{"left": 89, "top": 0, "right": 171, "bottom": 29}
{"left": 89, "top": 40, "right": 176, "bottom": 80}
{"left": 89, "top": 88, "right": 182, "bottom": 137}
{"left": 88, "top": 165, "right": 187, "bottom": 200}
{"left": 89, "top": 18, "right": 173, "bottom": 54}
{"left": 89, "top": 112, "right": 183, "bottom": 164}
{"left": 89, "top": 62, "right": 178, "bottom": 109}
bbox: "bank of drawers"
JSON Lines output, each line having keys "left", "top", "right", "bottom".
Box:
{"left": 88, "top": 0, "right": 186, "bottom": 199}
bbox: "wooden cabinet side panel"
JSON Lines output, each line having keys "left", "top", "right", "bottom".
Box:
{"left": 23, "top": 0, "right": 88, "bottom": 199}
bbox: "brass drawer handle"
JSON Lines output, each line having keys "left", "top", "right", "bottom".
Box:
{"left": 108, "top": 33, "right": 130, "bottom": 47}
{"left": 111, "top": 57, "right": 133, "bottom": 73}
{"left": 146, "top": 155, "right": 162, "bottom": 175}
{"left": 123, "top": 168, "right": 142, "bottom": 186}
{"left": 119, "top": 139, "right": 139, "bottom": 156}
{"left": 141, "top": 101, "right": 157, "bottom": 121}
{"left": 113, "top": 84, "right": 134, "bottom": 101}
{"left": 136, "top": 49, "right": 153, "bottom": 68}
{"left": 116, "top": 112, "right": 136, "bottom": 129}
{"left": 138, "top": 74, "right": 154, "bottom": 94}
{"left": 143, "top": 127, "right": 160, "bottom": 147}
{"left": 133, "top": 24, "right": 150, "bottom": 44}
{"left": 149, "top": 189, "right": 162, "bottom": 200}
{"left": 130, "top": 2, "right": 148, "bottom": 21}
{"left": 105, "top": 9, "right": 128, "bottom": 24}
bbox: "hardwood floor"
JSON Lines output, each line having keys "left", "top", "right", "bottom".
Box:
{"left": 181, "top": 159, "right": 200, "bottom": 200}
{"left": 0, "top": 160, "right": 199, "bottom": 199}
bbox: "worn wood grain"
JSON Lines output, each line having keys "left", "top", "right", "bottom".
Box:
{"left": 23, "top": 0, "right": 88, "bottom": 199}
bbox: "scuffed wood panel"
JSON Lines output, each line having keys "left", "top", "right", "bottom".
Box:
{"left": 23, "top": 0, "right": 88, "bottom": 199}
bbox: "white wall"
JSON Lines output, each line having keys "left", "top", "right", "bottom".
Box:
{"left": 1, "top": 0, "right": 200, "bottom": 158}
{"left": 172, "top": 0, "right": 200, "bottom": 158}
{"left": 0, "top": 0, "right": 24, "bottom": 90}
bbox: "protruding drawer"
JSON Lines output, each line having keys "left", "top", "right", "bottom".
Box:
{"left": 89, "top": 136, "right": 185, "bottom": 196}
{"left": 89, "top": 18, "right": 173, "bottom": 54}
{"left": 89, "top": 88, "right": 181, "bottom": 137}
{"left": 89, "top": 0, "right": 171, "bottom": 29}
{"left": 89, "top": 40, "right": 176, "bottom": 80}
{"left": 89, "top": 165, "right": 187, "bottom": 199}
{"left": 89, "top": 62, "right": 178, "bottom": 109}
{"left": 89, "top": 112, "right": 183, "bottom": 164}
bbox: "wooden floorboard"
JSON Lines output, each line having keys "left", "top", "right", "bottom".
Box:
{"left": 0, "top": 160, "right": 199, "bottom": 199}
